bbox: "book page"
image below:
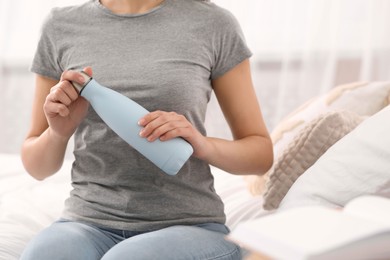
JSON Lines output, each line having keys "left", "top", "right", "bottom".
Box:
{"left": 228, "top": 205, "right": 389, "bottom": 259}
{"left": 321, "top": 232, "right": 390, "bottom": 260}
{"left": 343, "top": 195, "right": 390, "bottom": 227}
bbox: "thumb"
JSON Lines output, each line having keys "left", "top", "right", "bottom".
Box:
{"left": 83, "top": 66, "right": 93, "bottom": 77}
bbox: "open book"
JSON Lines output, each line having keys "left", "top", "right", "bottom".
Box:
{"left": 228, "top": 195, "right": 390, "bottom": 260}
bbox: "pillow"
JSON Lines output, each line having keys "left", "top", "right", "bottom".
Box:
{"left": 262, "top": 110, "right": 363, "bottom": 210}
{"left": 272, "top": 81, "right": 390, "bottom": 157}
{"left": 279, "top": 105, "right": 390, "bottom": 210}
{"left": 245, "top": 81, "right": 390, "bottom": 196}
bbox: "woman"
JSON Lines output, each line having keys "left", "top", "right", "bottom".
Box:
{"left": 20, "top": 0, "right": 273, "bottom": 259}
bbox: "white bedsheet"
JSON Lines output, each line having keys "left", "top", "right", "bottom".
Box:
{"left": 0, "top": 153, "right": 266, "bottom": 260}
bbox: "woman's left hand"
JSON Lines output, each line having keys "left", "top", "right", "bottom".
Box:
{"left": 138, "top": 110, "right": 207, "bottom": 158}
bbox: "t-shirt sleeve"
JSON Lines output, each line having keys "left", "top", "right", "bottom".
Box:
{"left": 210, "top": 9, "right": 252, "bottom": 80}
{"left": 30, "top": 9, "right": 63, "bottom": 81}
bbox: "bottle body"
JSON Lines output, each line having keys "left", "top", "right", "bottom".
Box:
{"left": 78, "top": 78, "right": 193, "bottom": 175}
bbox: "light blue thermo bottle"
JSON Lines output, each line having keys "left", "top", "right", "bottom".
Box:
{"left": 71, "top": 72, "right": 193, "bottom": 175}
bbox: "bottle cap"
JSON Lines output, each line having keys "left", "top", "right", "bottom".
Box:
{"left": 71, "top": 71, "right": 93, "bottom": 94}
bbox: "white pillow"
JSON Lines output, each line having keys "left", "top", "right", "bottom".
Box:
{"left": 272, "top": 81, "right": 390, "bottom": 157}
{"left": 279, "top": 105, "right": 390, "bottom": 210}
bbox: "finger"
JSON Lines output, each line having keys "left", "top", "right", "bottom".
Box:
{"left": 48, "top": 83, "right": 74, "bottom": 106}
{"left": 139, "top": 111, "right": 177, "bottom": 138}
{"left": 57, "top": 80, "right": 79, "bottom": 101}
{"left": 60, "top": 70, "right": 86, "bottom": 86}
{"left": 142, "top": 116, "right": 189, "bottom": 142}
{"left": 44, "top": 102, "right": 70, "bottom": 118}
{"left": 49, "top": 80, "right": 80, "bottom": 104}
{"left": 138, "top": 110, "right": 163, "bottom": 127}
{"left": 83, "top": 66, "right": 93, "bottom": 77}
{"left": 148, "top": 123, "right": 189, "bottom": 142}
{"left": 62, "top": 80, "right": 80, "bottom": 101}
{"left": 159, "top": 126, "right": 190, "bottom": 141}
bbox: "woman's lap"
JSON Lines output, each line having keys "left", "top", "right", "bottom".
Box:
{"left": 20, "top": 220, "right": 115, "bottom": 260}
{"left": 20, "top": 220, "right": 242, "bottom": 260}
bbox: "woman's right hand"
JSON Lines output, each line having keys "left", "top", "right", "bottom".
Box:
{"left": 43, "top": 67, "right": 92, "bottom": 140}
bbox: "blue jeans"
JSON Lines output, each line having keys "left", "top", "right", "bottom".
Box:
{"left": 20, "top": 219, "right": 242, "bottom": 260}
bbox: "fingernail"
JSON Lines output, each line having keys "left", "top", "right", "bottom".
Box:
{"left": 138, "top": 119, "right": 145, "bottom": 125}
{"left": 79, "top": 76, "right": 85, "bottom": 83}
{"left": 139, "top": 129, "right": 144, "bottom": 137}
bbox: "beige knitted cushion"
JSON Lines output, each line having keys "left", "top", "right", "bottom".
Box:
{"left": 262, "top": 110, "right": 363, "bottom": 210}
{"left": 272, "top": 81, "right": 390, "bottom": 158}
{"left": 245, "top": 81, "right": 390, "bottom": 199}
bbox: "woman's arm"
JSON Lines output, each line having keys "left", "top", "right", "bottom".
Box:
{"left": 139, "top": 59, "right": 273, "bottom": 175}
{"left": 21, "top": 69, "right": 90, "bottom": 180}
{"left": 204, "top": 58, "right": 273, "bottom": 175}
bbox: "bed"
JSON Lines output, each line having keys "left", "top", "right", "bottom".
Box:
{"left": 0, "top": 153, "right": 267, "bottom": 260}
{"left": 1, "top": 81, "right": 390, "bottom": 259}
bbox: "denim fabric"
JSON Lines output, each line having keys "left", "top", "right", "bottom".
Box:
{"left": 20, "top": 219, "right": 242, "bottom": 260}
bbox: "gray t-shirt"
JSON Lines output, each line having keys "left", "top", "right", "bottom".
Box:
{"left": 31, "top": 0, "right": 252, "bottom": 231}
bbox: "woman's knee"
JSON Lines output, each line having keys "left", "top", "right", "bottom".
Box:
{"left": 102, "top": 225, "right": 242, "bottom": 260}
